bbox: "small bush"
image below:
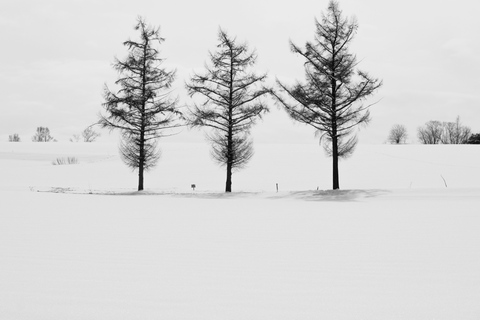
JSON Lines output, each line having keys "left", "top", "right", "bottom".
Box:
{"left": 9, "top": 133, "right": 21, "bottom": 142}
{"left": 33, "top": 127, "right": 54, "bottom": 142}
{"left": 52, "top": 157, "right": 79, "bottom": 165}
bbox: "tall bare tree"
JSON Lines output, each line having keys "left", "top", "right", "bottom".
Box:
{"left": 100, "top": 17, "right": 181, "bottom": 191}
{"left": 186, "top": 29, "right": 269, "bottom": 192}
{"left": 272, "top": 0, "right": 382, "bottom": 189}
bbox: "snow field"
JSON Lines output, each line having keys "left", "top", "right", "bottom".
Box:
{"left": 1, "top": 142, "right": 480, "bottom": 319}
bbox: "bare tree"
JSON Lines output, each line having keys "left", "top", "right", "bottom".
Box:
{"left": 441, "top": 116, "right": 471, "bottom": 144}
{"left": 272, "top": 0, "right": 382, "bottom": 190}
{"left": 9, "top": 133, "right": 20, "bottom": 142}
{"left": 186, "top": 29, "right": 269, "bottom": 192}
{"left": 70, "top": 134, "right": 81, "bottom": 142}
{"left": 417, "top": 121, "right": 443, "bottom": 144}
{"left": 82, "top": 126, "right": 101, "bottom": 142}
{"left": 418, "top": 117, "right": 471, "bottom": 144}
{"left": 388, "top": 124, "right": 408, "bottom": 144}
{"left": 100, "top": 17, "right": 182, "bottom": 191}
{"left": 32, "top": 127, "right": 54, "bottom": 142}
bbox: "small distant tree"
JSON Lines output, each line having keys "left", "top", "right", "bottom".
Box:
{"left": 417, "top": 121, "right": 443, "bottom": 144}
{"left": 70, "top": 134, "right": 81, "bottom": 142}
{"left": 467, "top": 133, "right": 480, "bottom": 144}
{"left": 441, "top": 116, "right": 471, "bottom": 144}
{"left": 272, "top": 0, "right": 382, "bottom": 190}
{"left": 100, "top": 17, "right": 182, "bottom": 191}
{"left": 388, "top": 124, "right": 408, "bottom": 144}
{"left": 9, "top": 133, "right": 21, "bottom": 142}
{"left": 32, "top": 127, "right": 54, "bottom": 142}
{"left": 186, "top": 29, "right": 269, "bottom": 192}
{"left": 82, "top": 126, "right": 101, "bottom": 142}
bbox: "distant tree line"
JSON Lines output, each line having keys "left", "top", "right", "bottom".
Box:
{"left": 388, "top": 116, "right": 478, "bottom": 145}
{"left": 418, "top": 117, "right": 471, "bottom": 144}
{"left": 7, "top": 126, "right": 100, "bottom": 143}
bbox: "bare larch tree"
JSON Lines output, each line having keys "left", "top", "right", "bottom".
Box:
{"left": 272, "top": 0, "right": 382, "bottom": 190}
{"left": 186, "top": 29, "right": 269, "bottom": 192}
{"left": 100, "top": 17, "right": 181, "bottom": 191}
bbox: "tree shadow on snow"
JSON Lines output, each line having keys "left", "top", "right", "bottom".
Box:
{"left": 278, "top": 189, "right": 390, "bottom": 202}
{"left": 32, "top": 187, "right": 389, "bottom": 202}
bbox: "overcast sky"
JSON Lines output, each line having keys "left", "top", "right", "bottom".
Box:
{"left": 1, "top": 0, "right": 479, "bottom": 144}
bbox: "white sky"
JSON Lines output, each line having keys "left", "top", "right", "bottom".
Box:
{"left": 1, "top": 0, "right": 479, "bottom": 144}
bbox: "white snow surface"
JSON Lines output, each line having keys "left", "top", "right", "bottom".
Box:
{"left": 1, "top": 142, "right": 480, "bottom": 319}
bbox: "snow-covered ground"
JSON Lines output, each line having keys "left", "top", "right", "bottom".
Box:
{"left": 1, "top": 141, "right": 480, "bottom": 319}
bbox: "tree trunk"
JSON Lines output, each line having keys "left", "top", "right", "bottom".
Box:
{"left": 138, "top": 164, "right": 144, "bottom": 191}
{"left": 138, "top": 134, "right": 145, "bottom": 191}
{"left": 225, "top": 128, "right": 233, "bottom": 192}
{"left": 332, "top": 135, "right": 339, "bottom": 190}
{"left": 331, "top": 61, "right": 339, "bottom": 190}
{"left": 225, "top": 162, "right": 232, "bottom": 192}
{"left": 138, "top": 41, "right": 148, "bottom": 192}
{"left": 225, "top": 49, "right": 234, "bottom": 193}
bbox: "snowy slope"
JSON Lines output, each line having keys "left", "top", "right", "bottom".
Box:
{"left": 1, "top": 142, "right": 480, "bottom": 319}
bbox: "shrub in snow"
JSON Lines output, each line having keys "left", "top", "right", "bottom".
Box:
{"left": 9, "top": 133, "right": 21, "bottom": 142}
{"left": 52, "top": 157, "right": 79, "bottom": 165}
{"left": 82, "top": 126, "right": 101, "bottom": 142}
{"left": 32, "top": 127, "right": 54, "bottom": 142}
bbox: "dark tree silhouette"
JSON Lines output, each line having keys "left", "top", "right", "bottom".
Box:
{"left": 467, "top": 133, "right": 480, "bottom": 144}
{"left": 272, "top": 0, "right": 382, "bottom": 190}
{"left": 186, "top": 29, "right": 269, "bottom": 192}
{"left": 388, "top": 124, "right": 408, "bottom": 144}
{"left": 100, "top": 17, "right": 181, "bottom": 191}
{"left": 32, "top": 127, "right": 54, "bottom": 142}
